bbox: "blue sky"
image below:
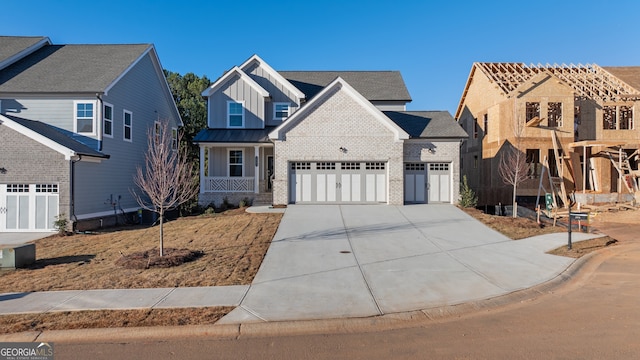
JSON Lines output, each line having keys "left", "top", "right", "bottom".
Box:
{"left": 4, "top": 0, "right": 640, "bottom": 114}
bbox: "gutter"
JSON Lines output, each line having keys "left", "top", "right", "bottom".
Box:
{"left": 96, "top": 93, "right": 104, "bottom": 151}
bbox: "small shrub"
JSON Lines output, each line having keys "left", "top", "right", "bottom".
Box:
{"left": 203, "top": 206, "right": 216, "bottom": 215}
{"left": 239, "top": 197, "right": 251, "bottom": 208}
{"left": 459, "top": 175, "right": 478, "bottom": 208}
{"left": 53, "top": 213, "right": 70, "bottom": 236}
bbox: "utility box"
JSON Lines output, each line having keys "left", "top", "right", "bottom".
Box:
{"left": 0, "top": 244, "right": 36, "bottom": 269}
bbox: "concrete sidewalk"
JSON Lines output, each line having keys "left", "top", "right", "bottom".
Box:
{"left": 0, "top": 205, "right": 601, "bottom": 322}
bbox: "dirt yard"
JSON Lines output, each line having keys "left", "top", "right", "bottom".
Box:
{"left": 0, "top": 208, "right": 282, "bottom": 293}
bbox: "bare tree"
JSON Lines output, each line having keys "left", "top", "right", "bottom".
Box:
{"left": 132, "top": 120, "right": 198, "bottom": 256}
{"left": 498, "top": 114, "right": 529, "bottom": 218}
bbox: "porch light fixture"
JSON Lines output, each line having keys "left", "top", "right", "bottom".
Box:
{"left": 255, "top": 156, "right": 258, "bottom": 166}
{"left": 0, "top": 167, "right": 6, "bottom": 174}
{"left": 339, "top": 147, "right": 347, "bottom": 153}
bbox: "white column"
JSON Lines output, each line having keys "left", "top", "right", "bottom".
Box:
{"left": 254, "top": 145, "right": 260, "bottom": 193}
{"left": 200, "top": 145, "right": 205, "bottom": 193}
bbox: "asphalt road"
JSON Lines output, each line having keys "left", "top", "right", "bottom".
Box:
{"left": 54, "top": 229, "right": 640, "bottom": 360}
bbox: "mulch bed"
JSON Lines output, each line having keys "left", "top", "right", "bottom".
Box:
{"left": 115, "top": 248, "right": 204, "bottom": 269}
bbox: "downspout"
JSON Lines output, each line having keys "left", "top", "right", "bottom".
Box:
{"left": 96, "top": 93, "right": 103, "bottom": 151}
{"left": 70, "top": 155, "right": 82, "bottom": 231}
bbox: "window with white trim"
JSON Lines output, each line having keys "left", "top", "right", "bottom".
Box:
{"left": 273, "top": 102, "right": 290, "bottom": 120}
{"left": 75, "top": 102, "right": 95, "bottom": 134}
{"left": 123, "top": 110, "right": 132, "bottom": 141}
{"left": 227, "top": 101, "right": 244, "bottom": 128}
{"left": 103, "top": 103, "right": 113, "bottom": 137}
{"left": 171, "top": 128, "right": 178, "bottom": 150}
{"left": 228, "top": 150, "right": 243, "bottom": 177}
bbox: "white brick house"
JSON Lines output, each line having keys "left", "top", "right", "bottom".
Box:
{"left": 195, "top": 55, "right": 468, "bottom": 207}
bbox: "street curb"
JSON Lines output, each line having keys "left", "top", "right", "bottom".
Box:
{"left": 1, "top": 242, "right": 628, "bottom": 344}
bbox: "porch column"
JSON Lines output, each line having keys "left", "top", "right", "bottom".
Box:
{"left": 200, "top": 145, "right": 205, "bottom": 193}
{"left": 254, "top": 145, "right": 260, "bottom": 193}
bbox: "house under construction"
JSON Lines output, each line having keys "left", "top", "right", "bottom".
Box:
{"left": 455, "top": 63, "right": 640, "bottom": 210}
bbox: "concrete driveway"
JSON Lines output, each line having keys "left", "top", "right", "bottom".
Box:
{"left": 220, "top": 204, "right": 598, "bottom": 324}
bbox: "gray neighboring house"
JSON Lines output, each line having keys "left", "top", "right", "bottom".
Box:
{"left": 0, "top": 36, "right": 181, "bottom": 232}
{"left": 195, "top": 55, "right": 467, "bottom": 207}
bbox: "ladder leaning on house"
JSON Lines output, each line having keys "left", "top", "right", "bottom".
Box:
{"left": 550, "top": 130, "right": 569, "bottom": 208}
{"left": 603, "top": 148, "right": 639, "bottom": 193}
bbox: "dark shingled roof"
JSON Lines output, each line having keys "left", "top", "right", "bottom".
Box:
{"left": 278, "top": 71, "right": 412, "bottom": 102}
{"left": 193, "top": 127, "right": 276, "bottom": 143}
{"left": 2, "top": 114, "right": 109, "bottom": 158}
{"left": 384, "top": 111, "right": 469, "bottom": 139}
{"left": 0, "top": 44, "right": 151, "bottom": 93}
{"left": 0, "top": 36, "right": 48, "bottom": 67}
{"left": 602, "top": 66, "right": 640, "bottom": 93}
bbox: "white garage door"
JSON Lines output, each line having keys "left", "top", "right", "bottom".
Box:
{"left": 428, "top": 163, "right": 451, "bottom": 203}
{"left": 404, "top": 163, "right": 451, "bottom": 204}
{"left": 0, "top": 184, "right": 59, "bottom": 232}
{"left": 290, "top": 162, "right": 386, "bottom": 204}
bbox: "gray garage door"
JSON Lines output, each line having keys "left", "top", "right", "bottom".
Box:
{"left": 404, "top": 163, "right": 451, "bottom": 204}
{"left": 290, "top": 162, "right": 387, "bottom": 204}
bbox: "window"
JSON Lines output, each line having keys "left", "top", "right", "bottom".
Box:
{"left": 123, "top": 110, "right": 132, "bottom": 141}
{"left": 548, "top": 102, "right": 562, "bottom": 127}
{"left": 620, "top": 106, "right": 633, "bottom": 130}
{"left": 473, "top": 119, "right": 479, "bottom": 139}
{"left": 75, "top": 102, "right": 94, "bottom": 134}
{"left": 317, "top": 162, "right": 336, "bottom": 170}
{"left": 35, "top": 184, "right": 58, "bottom": 193}
{"left": 365, "top": 162, "right": 385, "bottom": 170}
{"left": 405, "top": 163, "right": 425, "bottom": 171}
{"left": 171, "top": 128, "right": 178, "bottom": 150}
{"left": 341, "top": 162, "right": 361, "bottom": 170}
{"left": 526, "top": 149, "right": 540, "bottom": 178}
{"left": 228, "top": 101, "right": 244, "bottom": 128}
{"left": 429, "top": 163, "right": 449, "bottom": 171}
{"left": 103, "top": 103, "right": 113, "bottom": 137}
{"left": 228, "top": 150, "right": 243, "bottom": 177}
{"left": 273, "top": 103, "right": 290, "bottom": 120}
{"left": 291, "top": 162, "right": 311, "bottom": 170}
{"left": 154, "top": 121, "right": 161, "bottom": 143}
{"left": 483, "top": 114, "right": 488, "bottom": 136}
{"left": 526, "top": 102, "right": 540, "bottom": 122}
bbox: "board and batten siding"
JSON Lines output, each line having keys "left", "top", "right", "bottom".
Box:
{"left": 243, "top": 63, "right": 301, "bottom": 126}
{"left": 207, "top": 147, "right": 256, "bottom": 178}
{"left": 207, "top": 73, "right": 266, "bottom": 129}
{"left": 73, "top": 52, "right": 181, "bottom": 217}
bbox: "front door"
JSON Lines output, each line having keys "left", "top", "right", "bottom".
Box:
{"left": 267, "top": 155, "right": 274, "bottom": 191}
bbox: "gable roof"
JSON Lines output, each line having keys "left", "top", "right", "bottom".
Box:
{"left": 384, "top": 111, "right": 468, "bottom": 139}
{"left": 0, "top": 36, "right": 50, "bottom": 71}
{"left": 455, "top": 62, "right": 640, "bottom": 119}
{"left": 0, "top": 43, "right": 152, "bottom": 94}
{"left": 239, "top": 55, "right": 305, "bottom": 100}
{"left": 201, "top": 66, "right": 270, "bottom": 98}
{"left": 270, "top": 77, "right": 409, "bottom": 141}
{"left": 1, "top": 114, "right": 109, "bottom": 159}
{"left": 278, "top": 71, "right": 412, "bottom": 102}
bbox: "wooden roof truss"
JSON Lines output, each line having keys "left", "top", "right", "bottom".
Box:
{"left": 475, "top": 63, "right": 640, "bottom": 102}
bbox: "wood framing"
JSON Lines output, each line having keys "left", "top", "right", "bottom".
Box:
{"left": 456, "top": 62, "right": 640, "bottom": 207}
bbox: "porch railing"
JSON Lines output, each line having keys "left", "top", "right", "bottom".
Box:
{"left": 203, "top": 177, "right": 255, "bottom": 193}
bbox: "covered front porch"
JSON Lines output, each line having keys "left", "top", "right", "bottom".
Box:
{"left": 198, "top": 143, "right": 274, "bottom": 207}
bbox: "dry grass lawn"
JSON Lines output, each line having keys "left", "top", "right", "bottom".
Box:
{"left": 0, "top": 208, "right": 282, "bottom": 293}
{"left": 461, "top": 207, "right": 565, "bottom": 239}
